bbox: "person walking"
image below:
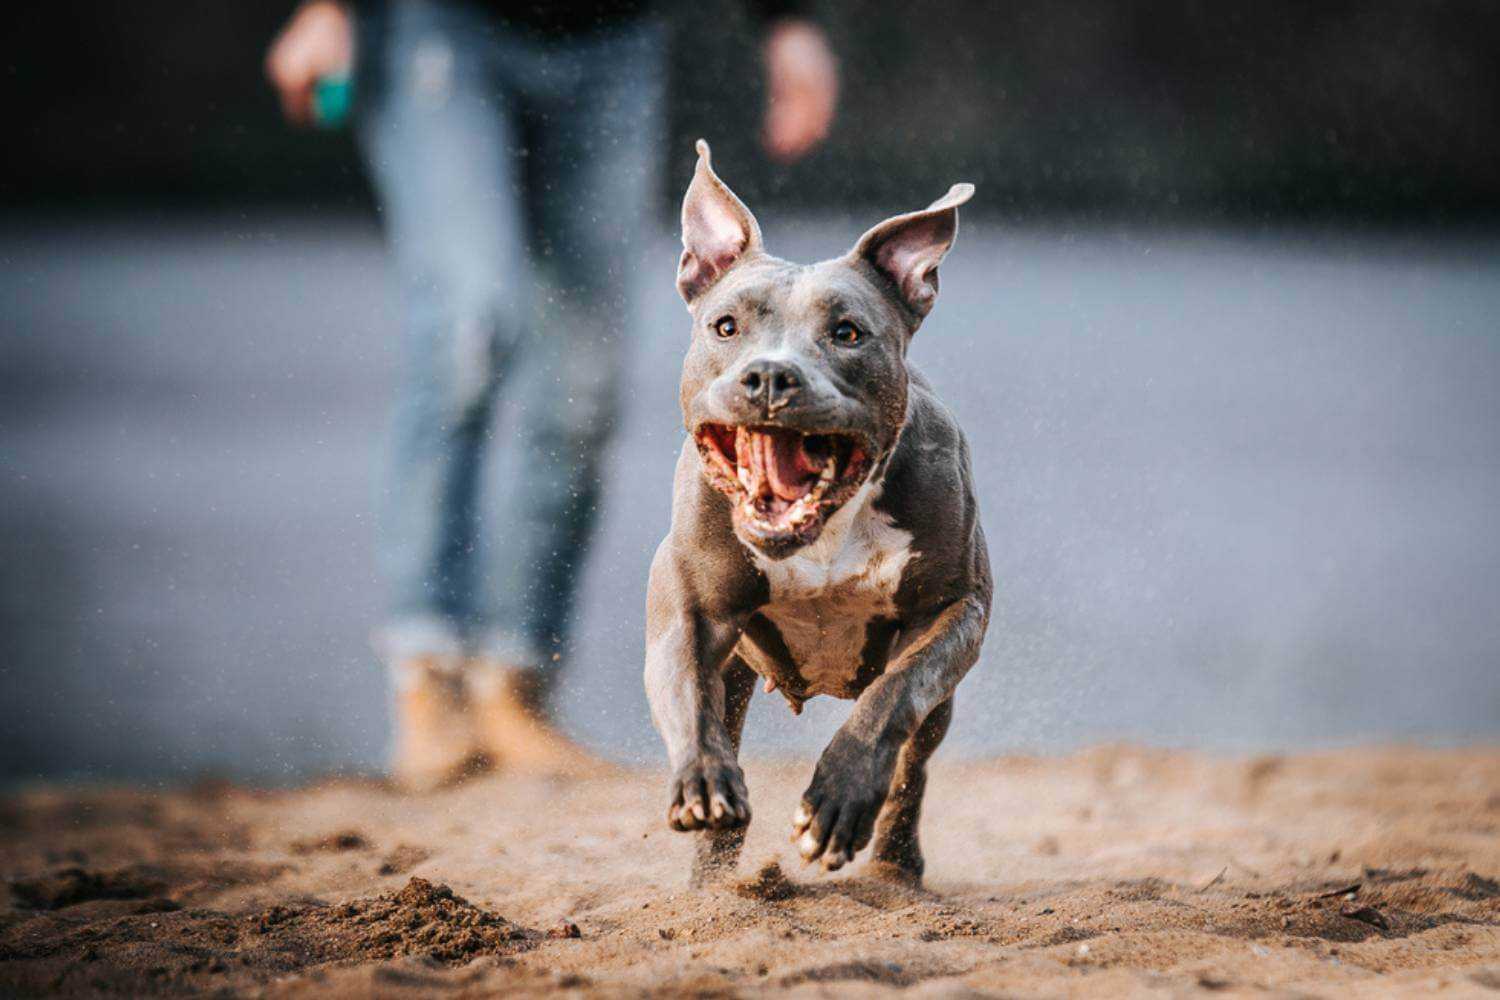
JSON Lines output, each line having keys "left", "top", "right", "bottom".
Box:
{"left": 266, "top": 0, "right": 838, "bottom": 789}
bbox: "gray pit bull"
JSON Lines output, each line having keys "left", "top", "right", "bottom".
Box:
{"left": 644, "top": 141, "right": 992, "bottom": 887}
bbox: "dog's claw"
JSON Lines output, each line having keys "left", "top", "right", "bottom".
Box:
{"left": 711, "top": 792, "right": 739, "bottom": 823}
{"left": 796, "top": 828, "right": 820, "bottom": 858}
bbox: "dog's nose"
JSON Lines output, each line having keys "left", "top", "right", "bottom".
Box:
{"left": 739, "top": 359, "right": 803, "bottom": 413}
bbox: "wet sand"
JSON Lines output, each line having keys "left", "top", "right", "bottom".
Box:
{"left": 3, "top": 745, "right": 1499, "bottom": 997}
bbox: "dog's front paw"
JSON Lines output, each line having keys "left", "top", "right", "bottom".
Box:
{"left": 667, "top": 754, "right": 751, "bottom": 832}
{"left": 792, "top": 737, "right": 898, "bottom": 871}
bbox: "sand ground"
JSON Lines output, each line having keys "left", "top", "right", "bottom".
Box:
{"left": 3, "top": 745, "right": 1499, "bottom": 997}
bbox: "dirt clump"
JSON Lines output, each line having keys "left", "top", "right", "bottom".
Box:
{"left": 0, "top": 877, "right": 532, "bottom": 995}
{"left": 1454, "top": 873, "right": 1500, "bottom": 900}
{"left": 289, "top": 829, "right": 369, "bottom": 854}
{"left": 732, "top": 859, "right": 797, "bottom": 901}
{"left": 256, "top": 877, "right": 532, "bottom": 964}
{"left": 377, "top": 843, "right": 432, "bottom": 876}
{"left": 9, "top": 867, "right": 165, "bottom": 910}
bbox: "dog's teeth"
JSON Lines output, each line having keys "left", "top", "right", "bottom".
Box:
{"left": 736, "top": 466, "right": 751, "bottom": 490}
{"left": 788, "top": 495, "right": 823, "bottom": 526}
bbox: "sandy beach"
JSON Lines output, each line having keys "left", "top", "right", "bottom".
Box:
{"left": 3, "top": 745, "right": 1498, "bottom": 997}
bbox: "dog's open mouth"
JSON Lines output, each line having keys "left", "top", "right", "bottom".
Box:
{"left": 694, "top": 424, "right": 871, "bottom": 551}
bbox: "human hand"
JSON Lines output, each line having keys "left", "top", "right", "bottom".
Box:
{"left": 265, "top": 1, "right": 354, "bottom": 126}
{"left": 762, "top": 19, "right": 838, "bottom": 163}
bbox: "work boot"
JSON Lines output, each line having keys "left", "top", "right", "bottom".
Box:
{"left": 388, "top": 657, "right": 487, "bottom": 792}
{"left": 467, "top": 659, "right": 615, "bottom": 778}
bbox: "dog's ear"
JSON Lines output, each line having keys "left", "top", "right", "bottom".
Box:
{"left": 677, "top": 139, "right": 763, "bottom": 304}
{"left": 851, "top": 183, "right": 974, "bottom": 321}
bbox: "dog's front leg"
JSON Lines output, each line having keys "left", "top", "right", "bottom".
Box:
{"left": 792, "top": 594, "right": 989, "bottom": 872}
{"left": 691, "top": 655, "right": 758, "bottom": 884}
{"left": 644, "top": 550, "right": 751, "bottom": 840}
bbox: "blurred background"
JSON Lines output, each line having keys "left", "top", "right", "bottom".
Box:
{"left": 3, "top": 0, "right": 1498, "bottom": 784}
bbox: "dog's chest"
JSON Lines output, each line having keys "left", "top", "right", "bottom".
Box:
{"left": 747, "top": 490, "right": 916, "bottom": 698}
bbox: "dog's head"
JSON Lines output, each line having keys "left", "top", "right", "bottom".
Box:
{"left": 675, "top": 140, "right": 973, "bottom": 559}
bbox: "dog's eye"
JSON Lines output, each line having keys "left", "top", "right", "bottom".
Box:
{"left": 714, "top": 316, "right": 738, "bottom": 339}
{"left": 832, "top": 320, "right": 863, "bottom": 345}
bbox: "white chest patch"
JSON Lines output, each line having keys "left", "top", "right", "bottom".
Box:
{"left": 746, "top": 481, "right": 916, "bottom": 697}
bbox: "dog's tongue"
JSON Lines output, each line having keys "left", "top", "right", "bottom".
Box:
{"left": 741, "top": 428, "right": 818, "bottom": 501}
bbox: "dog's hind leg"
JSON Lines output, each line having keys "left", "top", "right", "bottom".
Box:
{"left": 691, "top": 654, "right": 756, "bottom": 887}
{"left": 868, "top": 696, "right": 953, "bottom": 886}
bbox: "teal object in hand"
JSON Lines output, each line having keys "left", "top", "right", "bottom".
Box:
{"left": 313, "top": 74, "right": 353, "bottom": 129}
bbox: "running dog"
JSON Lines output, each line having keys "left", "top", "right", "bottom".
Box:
{"left": 645, "top": 141, "right": 992, "bottom": 886}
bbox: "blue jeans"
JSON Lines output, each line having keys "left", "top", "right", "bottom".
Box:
{"left": 356, "top": 1, "right": 665, "bottom": 668}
